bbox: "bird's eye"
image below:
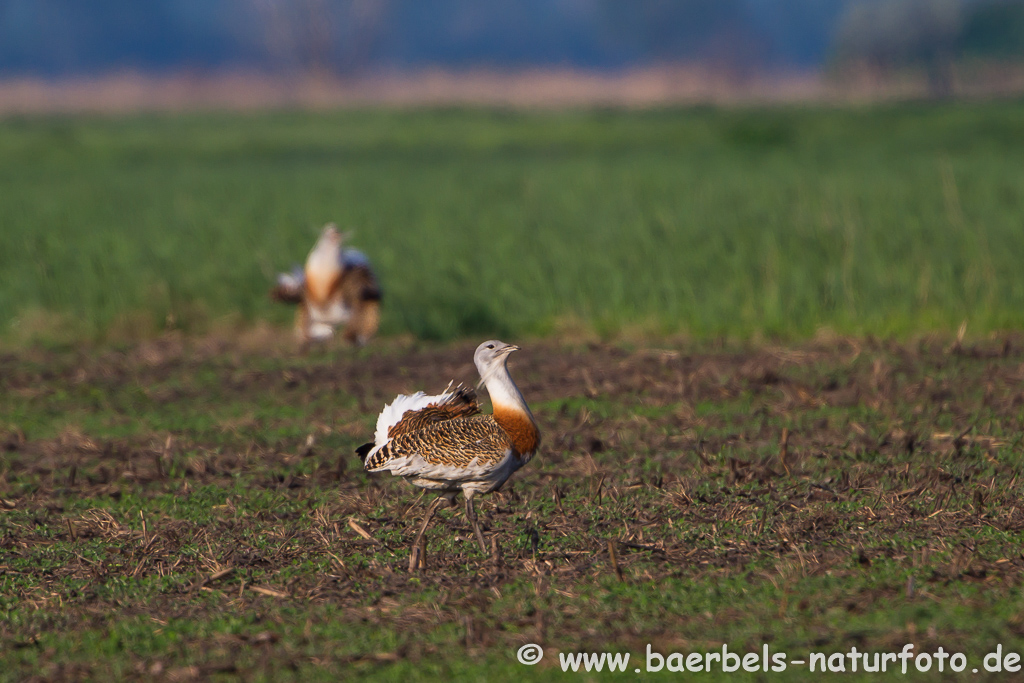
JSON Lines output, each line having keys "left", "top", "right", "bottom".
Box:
{"left": 486, "top": 344, "right": 494, "bottom": 349}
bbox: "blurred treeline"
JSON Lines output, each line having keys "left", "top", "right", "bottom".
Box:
{"left": 1, "top": 0, "right": 1022, "bottom": 89}
{"left": 833, "top": 0, "right": 1024, "bottom": 96}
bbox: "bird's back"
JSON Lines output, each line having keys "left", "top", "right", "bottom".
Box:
{"left": 339, "top": 263, "right": 382, "bottom": 345}
{"left": 367, "top": 415, "right": 510, "bottom": 467}
{"left": 365, "top": 415, "right": 524, "bottom": 495}
{"left": 385, "top": 385, "right": 479, "bottom": 439}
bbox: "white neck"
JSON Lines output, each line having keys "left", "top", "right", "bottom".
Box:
{"left": 307, "top": 238, "right": 340, "bottom": 276}
{"left": 483, "top": 362, "right": 534, "bottom": 420}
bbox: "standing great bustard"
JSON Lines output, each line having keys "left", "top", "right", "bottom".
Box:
{"left": 357, "top": 340, "right": 540, "bottom": 570}
{"left": 270, "top": 224, "right": 382, "bottom": 346}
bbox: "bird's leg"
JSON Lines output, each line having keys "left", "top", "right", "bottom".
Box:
{"left": 408, "top": 496, "right": 445, "bottom": 572}
{"left": 464, "top": 495, "right": 488, "bottom": 554}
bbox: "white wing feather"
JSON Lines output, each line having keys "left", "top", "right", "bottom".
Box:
{"left": 275, "top": 268, "right": 304, "bottom": 296}
{"left": 372, "top": 388, "right": 457, "bottom": 447}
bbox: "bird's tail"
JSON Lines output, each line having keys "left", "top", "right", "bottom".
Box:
{"left": 355, "top": 442, "right": 375, "bottom": 462}
{"left": 363, "top": 441, "right": 396, "bottom": 471}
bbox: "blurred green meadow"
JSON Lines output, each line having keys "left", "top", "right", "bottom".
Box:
{"left": 1, "top": 103, "right": 1023, "bottom": 345}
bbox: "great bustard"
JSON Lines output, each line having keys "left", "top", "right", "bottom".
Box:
{"left": 357, "top": 340, "right": 540, "bottom": 570}
{"left": 270, "top": 223, "right": 382, "bottom": 346}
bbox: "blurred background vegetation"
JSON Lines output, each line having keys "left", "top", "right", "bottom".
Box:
{"left": 1, "top": 104, "right": 1023, "bottom": 345}
{"left": 1, "top": 0, "right": 1023, "bottom": 92}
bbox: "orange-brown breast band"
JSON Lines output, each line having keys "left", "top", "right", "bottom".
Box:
{"left": 492, "top": 405, "right": 540, "bottom": 456}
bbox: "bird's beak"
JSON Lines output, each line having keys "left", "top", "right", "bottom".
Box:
{"left": 499, "top": 344, "right": 520, "bottom": 356}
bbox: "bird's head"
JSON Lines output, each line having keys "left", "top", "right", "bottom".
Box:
{"left": 474, "top": 340, "right": 520, "bottom": 386}
{"left": 315, "top": 223, "right": 342, "bottom": 250}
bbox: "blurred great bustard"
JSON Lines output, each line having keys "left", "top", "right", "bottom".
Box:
{"left": 270, "top": 224, "right": 381, "bottom": 346}
{"left": 357, "top": 340, "right": 540, "bottom": 571}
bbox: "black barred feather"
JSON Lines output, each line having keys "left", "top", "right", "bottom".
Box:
{"left": 386, "top": 386, "right": 480, "bottom": 439}
{"left": 364, "top": 415, "right": 513, "bottom": 471}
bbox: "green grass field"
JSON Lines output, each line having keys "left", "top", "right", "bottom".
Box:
{"left": 1, "top": 103, "right": 1024, "bottom": 344}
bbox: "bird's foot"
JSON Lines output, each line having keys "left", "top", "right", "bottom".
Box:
{"left": 408, "top": 541, "right": 426, "bottom": 572}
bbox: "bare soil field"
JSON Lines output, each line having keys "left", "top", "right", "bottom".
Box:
{"left": 3, "top": 334, "right": 1024, "bottom": 680}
